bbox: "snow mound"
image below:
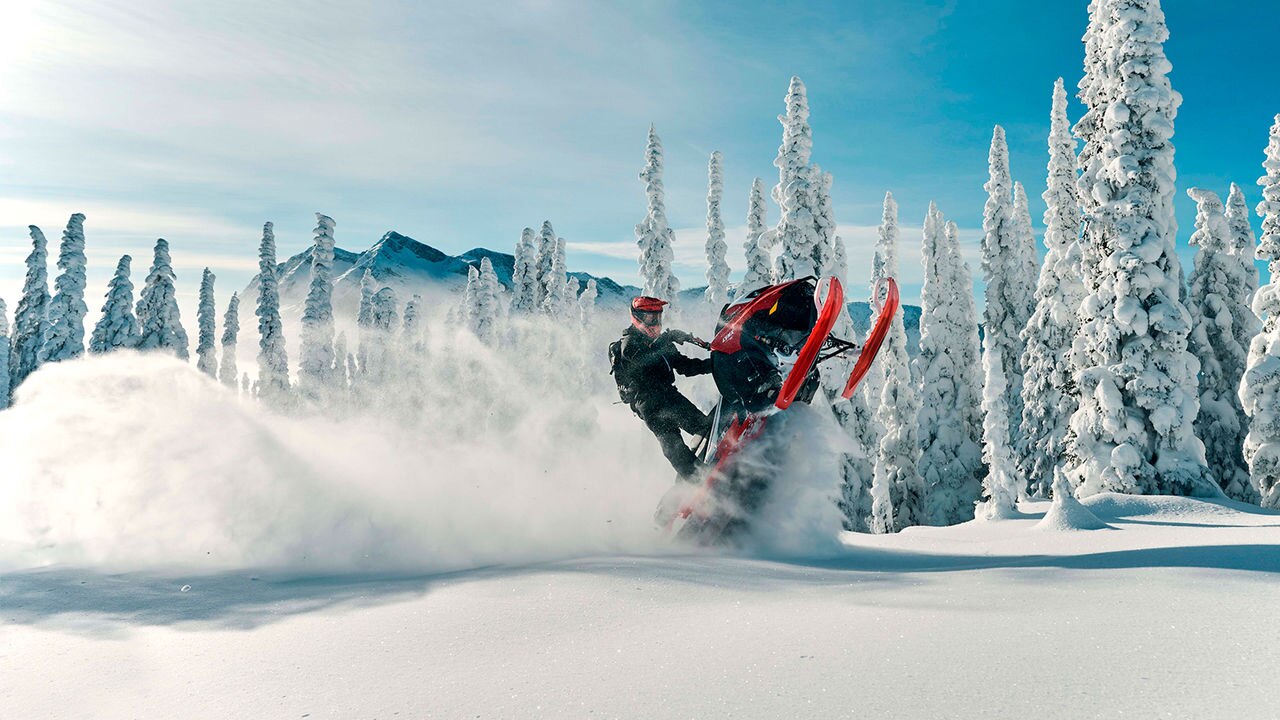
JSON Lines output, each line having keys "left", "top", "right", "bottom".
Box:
{"left": 1082, "top": 492, "right": 1280, "bottom": 525}
{"left": 1036, "top": 490, "right": 1112, "bottom": 532}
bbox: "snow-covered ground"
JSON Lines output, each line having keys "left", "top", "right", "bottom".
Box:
{"left": 4, "top": 494, "right": 1277, "bottom": 719}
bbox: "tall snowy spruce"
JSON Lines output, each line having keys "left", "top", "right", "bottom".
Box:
{"left": 978, "top": 127, "right": 1028, "bottom": 518}
{"left": 219, "top": 293, "right": 240, "bottom": 389}
{"left": 1226, "top": 183, "right": 1261, "bottom": 292}
{"left": 11, "top": 225, "right": 50, "bottom": 387}
{"left": 511, "top": 228, "right": 539, "bottom": 313}
{"left": 578, "top": 278, "right": 598, "bottom": 327}
{"left": 89, "top": 254, "right": 140, "bottom": 353}
{"left": 535, "top": 221, "right": 566, "bottom": 311}
{"left": 704, "top": 151, "right": 730, "bottom": 306}
{"left": 470, "top": 257, "right": 503, "bottom": 344}
{"left": 0, "top": 299, "right": 10, "bottom": 409}
{"left": 1241, "top": 114, "right": 1280, "bottom": 508}
{"left": 40, "top": 213, "right": 88, "bottom": 364}
{"left": 635, "top": 126, "right": 679, "bottom": 301}
{"left": 299, "top": 213, "right": 337, "bottom": 394}
{"left": 1019, "top": 78, "right": 1086, "bottom": 498}
{"left": 871, "top": 193, "right": 925, "bottom": 531}
{"left": 917, "top": 204, "right": 985, "bottom": 525}
{"left": 772, "top": 78, "right": 827, "bottom": 282}
{"left": 948, "top": 220, "right": 986, "bottom": 467}
{"left": 541, "top": 235, "right": 568, "bottom": 315}
{"left": 1068, "top": 0, "right": 1217, "bottom": 498}
{"left": 1185, "top": 188, "right": 1258, "bottom": 502}
{"left": 195, "top": 268, "right": 218, "bottom": 377}
{"left": 135, "top": 238, "right": 190, "bottom": 359}
{"left": 741, "top": 178, "right": 774, "bottom": 294}
{"left": 255, "top": 222, "right": 290, "bottom": 400}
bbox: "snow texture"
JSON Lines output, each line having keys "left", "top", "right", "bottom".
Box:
{"left": 703, "top": 151, "right": 730, "bottom": 307}
{"left": 196, "top": 268, "right": 218, "bottom": 377}
{"left": 299, "top": 213, "right": 337, "bottom": 394}
{"left": 1068, "top": 0, "right": 1217, "bottom": 498}
{"left": 1185, "top": 188, "right": 1258, "bottom": 502}
{"left": 255, "top": 223, "right": 290, "bottom": 401}
{"left": 1019, "top": 78, "right": 1086, "bottom": 499}
{"left": 872, "top": 193, "right": 924, "bottom": 531}
{"left": 89, "top": 255, "right": 140, "bottom": 354}
{"left": 219, "top": 292, "right": 240, "bottom": 389}
{"left": 635, "top": 126, "right": 680, "bottom": 301}
{"left": 39, "top": 213, "right": 89, "bottom": 364}
{"left": 10, "top": 225, "right": 50, "bottom": 389}
{"left": 134, "top": 238, "right": 190, "bottom": 361}
{"left": 1242, "top": 114, "right": 1280, "bottom": 508}
{"left": 917, "top": 203, "right": 984, "bottom": 525}
{"left": 741, "top": 178, "right": 774, "bottom": 295}
{"left": 1036, "top": 468, "right": 1112, "bottom": 531}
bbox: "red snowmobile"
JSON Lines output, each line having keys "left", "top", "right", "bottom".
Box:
{"left": 663, "top": 274, "right": 900, "bottom": 544}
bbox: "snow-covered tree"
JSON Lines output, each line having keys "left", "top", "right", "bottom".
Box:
{"left": 635, "top": 126, "right": 680, "bottom": 301}
{"left": 871, "top": 194, "right": 925, "bottom": 531}
{"left": 40, "top": 213, "right": 88, "bottom": 364}
{"left": 11, "top": 225, "right": 50, "bottom": 388}
{"left": 541, "top": 235, "right": 568, "bottom": 314}
{"left": 255, "top": 222, "right": 290, "bottom": 400}
{"left": 704, "top": 151, "right": 730, "bottom": 306}
{"left": 917, "top": 204, "right": 985, "bottom": 525}
{"left": 0, "top": 299, "right": 10, "bottom": 409}
{"left": 195, "top": 268, "right": 218, "bottom": 377}
{"left": 511, "top": 228, "right": 539, "bottom": 313}
{"left": 1185, "top": 188, "right": 1258, "bottom": 502}
{"left": 1068, "top": 0, "right": 1217, "bottom": 498}
{"left": 1242, "top": 114, "right": 1280, "bottom": 508}
{"left": 578, "top": 278, "right": 598, "bottom": 327}
{"left": 299, "top": 213, "right": 337, "bottom": 392}
{"left": 470, "top": 257, "right": 502, "bottom": 344}
{"left": 363, "top": 286, "right": 399, "bottom": 381}
{"left": 947, "top": 220, "right": 987, "bottom": 461}
{"left": 977, "top": 126, "right": 1029, "bottom": 515}
{"left": 772, "top": 77, "right": 825, "bottom": 282}
{"left": 562, "top": 276, "right": 580, "bottom": 318}
{"left": 402, "top": 294, "right": 426, "bottom": 354}
{"left": 356, "top": 269, "right": 377, "bottom": 375}
{"left": 333, "top": 331, "right": 350, "bottom": 390}
{"left": 89, "top": 254, "right": 140, "bottom": 353}
{"left": 1226, "top": 183, "right": 1261, "bottom": 295}
{"left": 135, "top": 238, "right": 190, "bottom": 360}
{"left": 219, "top": 292, "right": 240, "bottom": 389}
{"left": 741, "top": 178, "right": 773, "bottom": 295}
{"left": 1019, "top": 78, "right": 1086, "bottom": 498}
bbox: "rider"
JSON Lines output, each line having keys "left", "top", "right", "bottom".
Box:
{"left": 610, "top": 296, "right": 712, "bottom": 481}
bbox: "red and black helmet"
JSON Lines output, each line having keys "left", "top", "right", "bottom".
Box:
{"left": 630, "top": 296, "right": 667, "bottom": 337}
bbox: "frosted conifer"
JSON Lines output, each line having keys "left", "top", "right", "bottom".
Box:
{"left": 579, "top": 278, "right": 598, "bottom": 327}
{"left": 255, "top": 223, "right": 290, "bottom": 400}
{"left": 741, "top": 178, "right": 773, "bottom": 294}
{"left": 871, "top": 194, "right": 925, "bottom": 531}
{"left": 299, "top": 213, "right": 337, "bottom": 392}
{"left": 772, "top": 77, "right": 823, "bottom": 282}
{"left": 40, "top": 213, "right": 88, "bottom": 363}
{"left": 1019, "top": 78, "right": 1086, "bottom": 498}
{"left": 219, "top": 293, "right": 240, "bottom": 389}
{"left": 1226, "top": 183, "right": 1261, "bottom": 294}
{"left": 195, "top": 268, "right": 218, "bottom": 377}
{"left": 704, "top": 151, "right": 730, "bottom": 306}
{"left": 11, "top": 226, "right": 50, "bottom": 388}
{"left": 917, "top": 204, "right": 985, "bottom": 525}
{"left": 89, "top": 254, "right": 140, "bottom": 353}
{"left": 135, "top": 238, "right": 190, "bottom": 360}
{"left": 541, "top": 235, "right": 568, "bottom": 314}
{"left": 1242, "top": 114, "right": 1280, "bottom": 508}
{"left": 402, "top": 294, "right": 426, "bottom": 354}
{"left": 511, "top": 228, "right": 539, "bottom": 313}
{"left": 635, "top": 126, "right": 680, "bottom": 301}
{"left": 473, "top": 258, "right": 502, "bottom": 344}
{"left": 1068, "top": 0, "right": 1216, "bottom": 497}
{"left": 1185, "top": 188, "right": 1258, "bottom": 501}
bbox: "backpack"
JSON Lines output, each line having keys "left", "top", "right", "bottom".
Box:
{"left": 608, "top": 337, "right": 636, "bottom": 404}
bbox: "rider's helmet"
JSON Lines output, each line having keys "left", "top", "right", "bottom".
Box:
{"left": 630, "top": 296, "right": 667, "bottom": 339}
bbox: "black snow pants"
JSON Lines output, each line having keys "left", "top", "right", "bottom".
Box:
{"left": 633, "top": 390, "right": 711, "bottom": 479}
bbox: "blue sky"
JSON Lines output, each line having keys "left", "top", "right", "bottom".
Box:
{"left": 0, "top": 0, "right": 1276, "bottom": 314}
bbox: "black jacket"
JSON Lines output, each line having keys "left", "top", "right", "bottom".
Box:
{"left": 614, "top": 327, "right": 711, "bottom": 403}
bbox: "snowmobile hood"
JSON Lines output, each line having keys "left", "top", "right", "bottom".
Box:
{"left": 709, "top": 278, "right": 811, "bottom": 355}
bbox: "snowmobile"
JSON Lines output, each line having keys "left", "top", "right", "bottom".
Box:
{"left": 662, "top": 274, "right": 900, "bottom": 545}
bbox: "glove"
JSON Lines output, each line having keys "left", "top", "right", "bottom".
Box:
{"left": 665, "top": 329, "right": 694, "bottom": 344}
